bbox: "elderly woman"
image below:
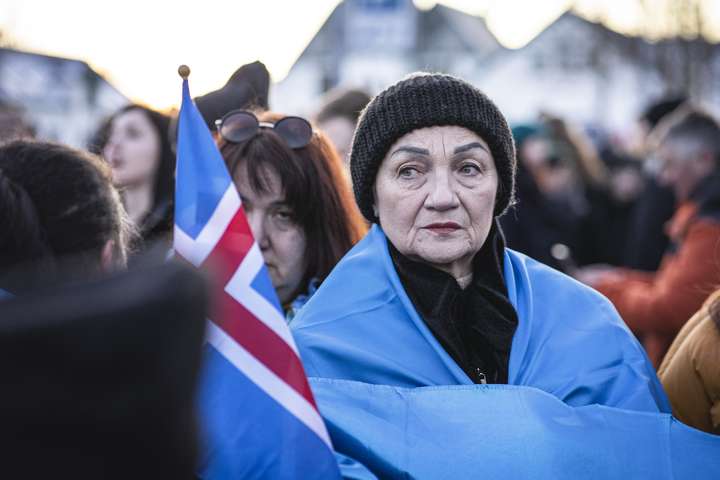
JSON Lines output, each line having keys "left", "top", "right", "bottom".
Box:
{"left": 290, "top": 74, "right": 680, "bottom": 478}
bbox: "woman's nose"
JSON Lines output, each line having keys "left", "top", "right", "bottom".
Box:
{"left": 425, "top": 173, "right": 458, "bottom": 211}
{"left": 247, "top": 211, "right": 270, "bottom": 250}
{"left": 102, "top": 138, "right": 118, "bottom": 158}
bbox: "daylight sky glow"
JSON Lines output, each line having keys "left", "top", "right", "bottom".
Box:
{"left": 1, "top": 0, "right": 718, "bottom": 110}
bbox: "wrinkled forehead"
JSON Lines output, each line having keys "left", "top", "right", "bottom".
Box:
{"left": 384, "top": 125, "right": 491, "bottom": 160}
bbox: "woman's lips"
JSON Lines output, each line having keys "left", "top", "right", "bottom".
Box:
{"left": 422, "top": 222, "right": 461, "bottom": 234}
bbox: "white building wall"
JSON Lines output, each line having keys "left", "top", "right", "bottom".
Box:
{"left": 274, "top": 8, "right": 719, "bottom": 134}
{"left": 271, "top": 60, "right": 325, "bottom": 117}
{"left": 0, "top": 50, "right": 127, "bottom": 147}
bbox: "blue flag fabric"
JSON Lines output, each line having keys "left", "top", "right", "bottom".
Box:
{"left": 174, "top": 77, "right": 339, "bottom": 479}
{"left": 289, "top": 225, "right": 707, "bottom": 476}
{"left": 175, "top": 81, "right": 233, "bottom": 240}
{"left": 293, "top": 225, "right": 669, "bottom": 412}
{"left": 310, "top": 378, "right": 720, "bottom": 479}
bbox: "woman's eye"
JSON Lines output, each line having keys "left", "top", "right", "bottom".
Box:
{"left": 126, "top": 127, "right": 140, "bottom": 139}
{"left": 274, "top": 210, "right": 293, "bottom": 222}
{"left": 398, "top": 166, "right": 420, "bottom": 179}
{"left": 459, "top": 164, "right": 481, "bottom": 176}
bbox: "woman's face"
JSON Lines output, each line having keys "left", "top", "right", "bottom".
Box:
{"left": 233, "top": 164, "right": 307, "bottom": 306}
{"left": 103, "top": 109, "right": 161, "bottom": 188}
{"left": 374, "top": 125, "right": 498, "bottom": 274}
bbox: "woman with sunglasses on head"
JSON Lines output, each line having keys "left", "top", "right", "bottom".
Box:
{"left": 216, "top": 109, "right": 366, "bottom": 320}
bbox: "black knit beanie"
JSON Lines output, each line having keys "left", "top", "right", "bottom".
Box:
{"left": 350, "top": 73, "right": 516, "bottom": 222}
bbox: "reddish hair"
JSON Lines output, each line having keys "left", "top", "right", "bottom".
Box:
{"left": 219, "top": 111, "right": 366, "bottom": 288}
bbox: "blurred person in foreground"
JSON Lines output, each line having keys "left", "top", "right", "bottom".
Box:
{"left": 579, "top": 107, "right": 720, "bottom": 366}
{"left": 658, "top": 289, "right": 720, "bottom": 435}
{"left": 314, "top": 87, "right": 371, "bottom": 168}
{"left": 96, "top": 105, "right": 175, "bottom": 260}
{"left": 0, "top": 139, "right": 206, "bottom": 479}
{"left": 216, "top": 109, "right": 366, "bottom": 321}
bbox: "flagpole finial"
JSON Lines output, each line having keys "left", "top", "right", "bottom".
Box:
{"left": 178, "top": 65, "right": 191, "bottom": 79}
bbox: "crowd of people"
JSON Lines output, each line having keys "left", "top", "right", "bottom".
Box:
{"left": 1, "top": 59, "right": 719, "bottom": 477}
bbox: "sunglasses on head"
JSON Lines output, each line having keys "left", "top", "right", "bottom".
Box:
{"left": 215, "top": 110, "right": 313, "bottom": 149}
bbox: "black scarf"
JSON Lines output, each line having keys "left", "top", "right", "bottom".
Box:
{"left": 389, "top": 220, "right": 519, "bottom": 384}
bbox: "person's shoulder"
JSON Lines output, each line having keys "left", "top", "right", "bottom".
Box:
{"left": 291, "top": 228, "right": 399, "bottom": 332}
{"left": 685, "top": 301, "right": 720, "bottom": 357}
{"left": 507, "top": 249, "right": 613, "bottom": 303}
{"left": 505, "top": 249, "right": 625, "bottom": 330}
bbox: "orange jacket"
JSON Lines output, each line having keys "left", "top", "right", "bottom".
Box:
{"left": 595, "top": 201, "right": 720, "bottom": 366}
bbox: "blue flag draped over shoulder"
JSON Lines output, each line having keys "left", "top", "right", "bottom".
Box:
{"left": 292, "top": 225, "right": 720, "bottom": 478}
{"left": 173, "top": 71, "right": 340, "bottom": 480}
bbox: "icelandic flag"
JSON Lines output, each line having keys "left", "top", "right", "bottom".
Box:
{"left": 173, "top": 74, "right": 340, "bottom": 479}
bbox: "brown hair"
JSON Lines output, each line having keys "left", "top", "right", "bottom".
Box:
{"left": 316, "top": 88, "right": 371, "bottom": 124}
{"left": 219, "top": 111, "right": 367, "bottom": 288}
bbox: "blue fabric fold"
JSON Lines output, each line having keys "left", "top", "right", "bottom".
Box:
{"left": 290, "top": 225, "right": 695, "bottom": 477}
{"left": 293, "top": 225, "right": 669, "bottom": 412}
{"left": 310, "top": 378, "right": 719, "bottom": 479}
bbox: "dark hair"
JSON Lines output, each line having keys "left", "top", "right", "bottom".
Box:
{"left": 91, "top": 104, "right": 176, "bottom": 222}
{"left": 659, "top": 108, "right": 720, "bottom": 166}
{"left": 316, "top": 88, "right": 372, "bottom": 125}
{"left": 641, "top": 95, "right": 688, "bottom": 129}
{"left": 0, "top": 140, "right": 130, "bottom": 291}
{"left": 219, "top": 111, "right": 366, "bottom": 289}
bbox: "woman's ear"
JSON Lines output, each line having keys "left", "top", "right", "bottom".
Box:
{"left": 100, "top": 240, "right": 116, "bottom": 273}
{"left": 372, "top": 204, "right": 379, "bottom": 218}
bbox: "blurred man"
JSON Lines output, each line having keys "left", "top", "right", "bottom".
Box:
{"left": 315, "top": 88, "right": 371, "bottom": 168}
{"left": 582, "top": 107, "right": 720, "bottom": 366}
{"left": 621, "top": 96, "right": 687, "bottom": 271}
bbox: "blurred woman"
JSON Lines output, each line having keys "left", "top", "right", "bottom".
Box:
{"left": 99, "top": 105, "right": 175, "bottom": 256}
{"left": 0, "top": 140, "right": 130, "bottom": 294}
{"left": 216, "top": 109, "right": 366, "bottom": 319}
{"left": 315, "top": 87, "right": 371, "bottom": 168}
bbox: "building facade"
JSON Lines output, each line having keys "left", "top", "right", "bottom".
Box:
{"left": 273, "top": 0, "right": 720, "bottom": 132}
{"left": 0, "top": 47, "right": 128, "bottom": 148}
